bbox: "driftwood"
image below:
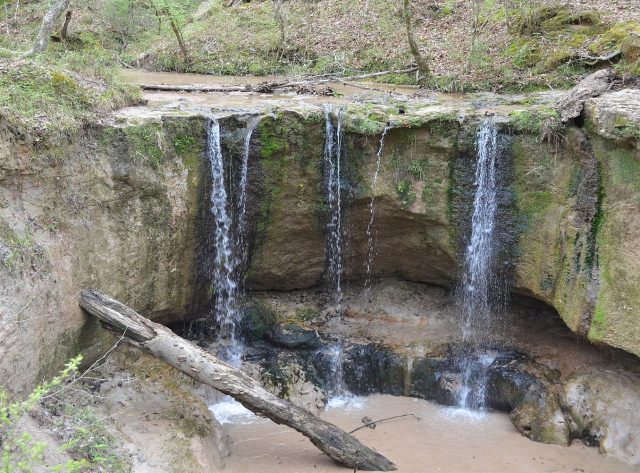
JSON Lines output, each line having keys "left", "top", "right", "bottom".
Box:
{"left": 570, "top": 49, "right": 621, "bottom": 66}
{"left": 79, "top": 290, "right": 396, "bottom": 471}
{"left": 556, "top": 68, "right": 614, "bottom": 122}
{"left": 138, "top": 67, "right": 419, "bottom": 94}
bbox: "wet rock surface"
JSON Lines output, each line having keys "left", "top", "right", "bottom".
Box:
{"left": 265, "top": 324, "right": 322, "bottom": 349}
{"left": 2, "top": 87, "right": 640, "bottom": 397}
{"left": 245, "top": 279, "right": 640, "bottom": 460}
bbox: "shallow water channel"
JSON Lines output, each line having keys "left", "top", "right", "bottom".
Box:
{"left": 213, "top": 394, "right": 637, "bottom": 473}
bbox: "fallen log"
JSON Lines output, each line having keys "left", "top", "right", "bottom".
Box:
{"left": 138, "top": 83, "right": 257, "bottom": 93}
{"left": 79, "top": 289, "right": 396, "bottom": 471}
{"left": 138, "top": 67, "right": 419, "bottom": 94}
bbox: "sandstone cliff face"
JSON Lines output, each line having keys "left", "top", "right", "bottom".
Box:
{"left": 0, "top": 114, "right": 205, "bottom": 392}
{"left": 1, "top": 90, "right": 638, "bottom": 391}
{"left": 241, "top": 97, "right": 640, "bottom": 357}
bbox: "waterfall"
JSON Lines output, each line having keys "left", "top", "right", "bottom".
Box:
{"left": 327, "top": 342, "right": 347, "bottom": 398}
{"left": 364, "top": 125, "right": 390, "bottom": 294}
{"left": 235, "top": 116, "right": 260, "bottom": 277}
{"left": 457, "top": 118, "right": 500, "bottom": 409}
{"left": 322, "top": 106, "right": 348, "bottom": 400}
{"left": 206, "top": 116, "right": 259, "bottom": 366}
{"left": 323, "top": 105, "right": 344, "bottom": 313}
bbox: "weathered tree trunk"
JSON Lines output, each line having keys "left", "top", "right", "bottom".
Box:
{"left": 24, "top": 0, "right": 70, "bottom": 56}
{"left": 273, "top": 0, "right": 287, "bottom": 57}
{"left": 79, "top": 290, "right": 396, "bottom": 471}
{"left": 403, "top": 0, "right": 430, "bottom": 82}
{"left": 60, "top": 10, "right": 72, "bottom": 42}
{"left": 556, "top": 69, "right": 614, "bottom": 122}
{"left": 168, "top": 17, "right": 191, "bottom": 66}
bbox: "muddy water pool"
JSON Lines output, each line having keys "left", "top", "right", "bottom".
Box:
{"left": 214, "top": 394, "right": 638, "bottom": 473}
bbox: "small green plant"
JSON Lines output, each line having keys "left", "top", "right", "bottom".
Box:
{"left": 509, "top": 109, "right": 560, "bottom": 135}
{"left": 173, "top": 135, "right": 197, "bottom": 156}
{"left": 421, "top": 177, "right": 442, "bottom": 205}
{"left": 58, "top": 408, "right": 128, "bottom": 472}
{"left": 395, "top": 179, "right": 415, "bottom": 209}
{"left": 407, "top": 159, "right": 424, "bottom": 181}
{"left": 1, "top": 356, "right": 88, "bottom": 473}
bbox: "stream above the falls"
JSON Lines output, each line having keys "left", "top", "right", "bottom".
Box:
{"left": 219, "top": 394, "right": 636, "bottom": 473}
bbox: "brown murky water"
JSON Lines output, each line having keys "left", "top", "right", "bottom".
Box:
{"left": 219, "top": 395, "right": 638, "bottom": 473}
{"left": 118, "top": 69, "right": 561, "bottom": 114}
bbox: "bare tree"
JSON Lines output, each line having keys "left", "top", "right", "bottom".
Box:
{"left": 466, "top": 0, "right": 482, "bottom": 71}
{"left": 149, "top": 0, "right": 191, "bottom": 66}
{"left": 402, "top": 0, "right": 430, "bottom": 81}
{"left": 60, "top": 10, "right": 72, "bottom": 42}
{"left": 23, "top": 0, "right": 71, "bottom": 56}
{"left": 273, "top": 0, "right": 287, "bottom": 57}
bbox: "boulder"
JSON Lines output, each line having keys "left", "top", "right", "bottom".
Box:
{"left": 487, "top": 355, "right": 571, "bottom": 445}
{"left": 265, "top": 323, "right": 322, "bottom": 349}
{"left": 564, "top": 368, "right": 640, "bottom": 465}
{"left": 621, "top": 32, "right": 640, "bottom": 63}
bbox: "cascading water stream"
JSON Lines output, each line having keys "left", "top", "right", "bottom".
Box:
{"left": 235, "top": 116, "right": 260, "bottom": 278}
{"left": 206, "top": 117, "right": 242, "bottom": 365}
{"left": 323, "top": 105, "right": 344, "bottom": 313}
{"left": 364, "top": 125, "right": 390, "bottom": 296}
{"left": 322, "top": 106, "right": 349, "bottom": 399}
{"left": 457, "top": 118, "right": 500, "bottom": 409}
{"left": 206, "top": 116, "right": 260, "bottom": 366}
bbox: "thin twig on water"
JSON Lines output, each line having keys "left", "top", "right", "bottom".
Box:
{"left": 348, "top": 413, "right": 421, "bottom": 434}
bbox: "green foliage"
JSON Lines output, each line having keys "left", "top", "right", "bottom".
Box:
{"left": 421, "top": 177, "right": 442, "bottom": 205}
{"left": 0, "top": 57, "right": 138, "bottom": 136}
{"left": 501, "top": 6, "right": 640, "bottom": 83}
{"left": 408, "top": 159, "right": 424, "bottom": 181}
{"left": 589, "top": 21, "right": 640, "bottom": 55}
{"left": 520, "top": 190, "right": 552, "bottom": 218}
{"left": 1, "top": 356, "right": 88, "bottom": 473}
{"left": 173, "top": 135, "right": 196, "bottom": 156}
{"left": 509, "top": 5, "right": 600, "bottom": 36}
{"left": 505, "top": 38, "right": 541, "bottom": 69}
{"left": 58, "top": 408, "right": 128, "bottom": 472}
{"left": 395, "top": 179, "right": 416, "bottom": 209}
{"left": 123, "top": 124, "right": 164, "bottom": 168}
{"left": 508, "top": 109, "right": 560, "bottom": 135}
{"left": 1, "top": 355, "right": 129, "bottom": 472}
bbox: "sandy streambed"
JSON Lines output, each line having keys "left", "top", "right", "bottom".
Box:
{"left": 218, "top": 394, "right": 638, "bottom": 473}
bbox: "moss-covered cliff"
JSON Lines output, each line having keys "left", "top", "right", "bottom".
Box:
{"left": 1, "top": 90, "right": 638, "bottom": 393}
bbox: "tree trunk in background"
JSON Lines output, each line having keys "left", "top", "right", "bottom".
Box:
{"left": 24, "top": 0, "right": 70, "bottom": 56}
{"left": 273, "top": 0, "right": 286, "bottom": 57}
{"left": 79, "top": 289, "right": 397, "bottom": 472}
{"left": 60, "top": 10, "right": 72, "bottom": 41}
{"left": 169, "top": 17, "right": 191, "bottom": 66}
{"left": 403, "top": 0, "right": 430, "bottom": 82}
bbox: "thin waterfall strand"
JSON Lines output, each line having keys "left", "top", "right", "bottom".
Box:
{"left": 457, "top": 118, "right": 499, "bottom": 408}
{"left": 364, "top": 126, "right": 390, "bottom": 294}
{"left": 206, "top": 117, "right": 244, "bottom": 365}
{"left": 323, "top": 105, "right": 344, "bottom": 313}
{"left": 206, "top": 118, "right": 239, "bottom": 344}
{"left": 323, "top": 106, "right": 349, "bottom": 399}
{"left": 236, "top": 116, "right": 260, "bottom": 276}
